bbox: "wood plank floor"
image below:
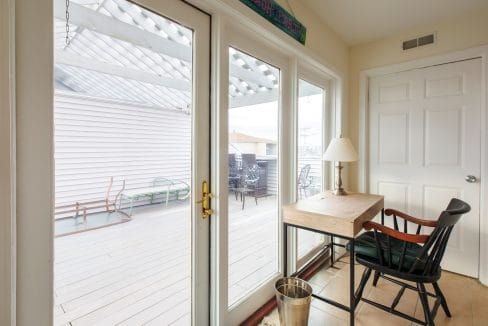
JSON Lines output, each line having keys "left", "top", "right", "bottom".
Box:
{"left": 55, "top": 194, "right": 280, "bottom": 325}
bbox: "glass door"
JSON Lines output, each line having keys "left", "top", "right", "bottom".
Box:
{"left": 227, "top": 47, "right": 280, "bottom": 307}
{"left": 218, "top": 27, "right": 289, "bottom": 323}
{"left": 52, "top": 0, "right": 210, "bottom": 325}
{"left": 296, "top": 78, "right": 327, "bottom": 268}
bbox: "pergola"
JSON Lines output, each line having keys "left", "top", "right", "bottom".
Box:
{"left": 54, "top": 0, "right": 302, "bottom": 110}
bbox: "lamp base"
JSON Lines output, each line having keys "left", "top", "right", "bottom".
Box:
{"left": 332, "top": 163, "right": 348, "bottom": 196}
{"left": 332, "top": 187, "right": 348, "bottom": 196}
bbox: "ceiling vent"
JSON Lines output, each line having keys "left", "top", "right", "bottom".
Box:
{"left": 402, "top": 33, "right": 435, "bottom": 50}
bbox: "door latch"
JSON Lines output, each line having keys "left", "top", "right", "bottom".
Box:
{"left": 197, "top": 180, "right": 213, "bottom": 219}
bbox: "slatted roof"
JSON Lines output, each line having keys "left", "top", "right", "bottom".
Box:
{"left": 54, "top": 0, "right": 319, "bottom": 110}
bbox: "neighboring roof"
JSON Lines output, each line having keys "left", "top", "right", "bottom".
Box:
{"left": 229, "top": 132, "right": 276, "bottom": 144}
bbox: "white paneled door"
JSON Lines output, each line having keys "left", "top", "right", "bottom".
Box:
{"left": 369, "top": 59, "right": 481, "bottom": 277}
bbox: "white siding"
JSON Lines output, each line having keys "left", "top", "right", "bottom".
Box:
{"left": 54, "top": 92, "right": 191, "bottom": 208}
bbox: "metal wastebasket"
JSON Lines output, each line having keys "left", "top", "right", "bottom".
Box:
{"left": 275, "top": 277, "right": 312, "bottom": 326}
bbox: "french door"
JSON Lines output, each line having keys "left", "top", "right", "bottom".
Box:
{"left": 17, "top": 0, "right": 211, "bottom": 325}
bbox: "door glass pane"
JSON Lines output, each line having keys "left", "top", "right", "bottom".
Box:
{"left": 53, "top": 1, "right": 195, "bottom": 324}
{"left": 227, "top": 47, "right": 280, "bottom": 306}
{"left": 297, "top": 79, "right": 325, "bottom": 259}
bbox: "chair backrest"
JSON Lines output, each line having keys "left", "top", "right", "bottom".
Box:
{"left": 243, "top": 164, "right": 260, "bottom": 184}
{"left": 297, "top": 164, "right": 311, "bottom": 186}
{"left": 411, "top": 198, "right": 470, "bottom": 275}
{"left": 241, "top": 153, "right": 256, "bottom": 170}
{"left": 153, "top": 177, "right": 173, "bottom": 188}
{"left": 229, "top": 154, "right": 238, "bottom": 176}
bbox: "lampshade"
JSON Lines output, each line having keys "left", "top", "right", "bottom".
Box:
{"left": 323, "top": 137, "right": 358, "bottom": 162}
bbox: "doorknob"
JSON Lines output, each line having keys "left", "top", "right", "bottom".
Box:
{"left": 197, "top": 180, "right": 213, "bottom": 219}
{"left": 465, "top": 175, "right": 478, "bottom": 183}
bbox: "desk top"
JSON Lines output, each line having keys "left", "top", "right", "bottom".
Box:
{"left": 282, "top": 191, "right": 384, "bottom": 238}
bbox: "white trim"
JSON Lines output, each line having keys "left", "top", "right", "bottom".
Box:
{"left": 294, "top": 69, "right": 333, "bottom": 270}
{"left": 358, "top": 45, "right": 488, "bottom": 285}
{"left": 15, "top": 0, "right": 54, "bottom": 324}
{"left": 210, "top": 12, "right": 226, "bottom": 326}
{"left": 0, "top": 0, "right": 16, "bottom": 324}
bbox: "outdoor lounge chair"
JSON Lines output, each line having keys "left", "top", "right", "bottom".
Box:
{"left": 119, "top": 177, "right": 190, "bottom": 216}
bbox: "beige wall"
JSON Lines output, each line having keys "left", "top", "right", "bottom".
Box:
{"left": 275, "top": 0, "right": 348, "bottom": 74}
{"left": 0, "top": 0, "right": 14, "bottom": 324}
{"left": 348, "top": 6, "right": 488, "bottom": 190}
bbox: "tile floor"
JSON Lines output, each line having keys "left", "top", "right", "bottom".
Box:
{"left": 260, "top": 256, "right": 488, "bottom": 325}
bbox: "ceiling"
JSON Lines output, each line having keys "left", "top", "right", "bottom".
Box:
{"left": 299, "top": 0, "right": 488, "bottom": 45}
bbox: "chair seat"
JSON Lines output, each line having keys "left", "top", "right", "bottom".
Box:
{"left": 348, "top": 231, "right": 424, "bottom": 271}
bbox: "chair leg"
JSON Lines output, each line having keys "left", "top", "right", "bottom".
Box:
{"left": 354, "top": 267, "right": 372, "bottom": 306}
{"left": 372, "top": 271, "right": 381, "bottom": 286}
{"left": 433, "top": 282, "right": 451, "bottom": 318}
{"left": 417, "top": 283, "right": 435, "bottom": 326}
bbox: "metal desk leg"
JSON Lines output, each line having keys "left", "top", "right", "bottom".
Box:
{"left": 284, "top": 223, "right": 288, "bottom": 277}
{"left": 349, "top": 238, "right": 355, "bottom": 326}
{"left": 330, "top": 235, "right": 335, "bottom": 267}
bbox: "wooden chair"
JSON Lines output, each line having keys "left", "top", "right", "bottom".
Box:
{"left": 349, "top": 198, "right": 470, "bottom": 326}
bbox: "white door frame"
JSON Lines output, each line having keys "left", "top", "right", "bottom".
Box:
{"left": 294, "top": 69, "right": 334, "bottom": 269}
{"left": 216, "top": 22, "right": 291, "bottom": 325}
{"left": 208, "top": 6, "right": 343, "bottom": 324}
{"left": 357, "top": 45, "right": 488, "bottom": 285}
{"left": 14, "top": 0, "right": 211, "bottom": 324}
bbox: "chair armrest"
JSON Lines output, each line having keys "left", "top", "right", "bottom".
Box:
{"left": 384, "top": 208, "right": 437, "bottom": 227}
{"left": 363, "top": 221, "right": 430, "bottom": 244}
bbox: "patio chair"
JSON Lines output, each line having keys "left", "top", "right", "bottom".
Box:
{"left": 297, "top": 164, "right": 312, "bottom": 199}
{"left": 234, "top": 164, "right": 260, "bottom": 209}
{"left": 228, "top": 153, "right": 240, "bottom": 193}
{"left": 349, "top": 198, "right": 470, "bottom": 326}
{"left": 241, "top": 153, "right": 256, "bottom": 171}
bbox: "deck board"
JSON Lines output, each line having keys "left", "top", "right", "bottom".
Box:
{"left": 55, "top": 195, "right": 279, "bottom": 325}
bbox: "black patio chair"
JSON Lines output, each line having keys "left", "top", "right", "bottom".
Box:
{"left": 242, "top": 164, "right": 260, "bottom": 206}
{"left": 228, "top": 153, "right": 240, "bottom": 193}
{"left": 241, "top": 153, "right": 256, "bottom": 171}
{"left": 349, "top": 198, "right": 470, "bottom": 326}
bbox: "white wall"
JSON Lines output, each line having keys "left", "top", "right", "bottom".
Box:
{"left": 54, "top": 92, "right": 191, "bottom": 209}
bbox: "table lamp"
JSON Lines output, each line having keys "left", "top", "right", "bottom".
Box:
{"left": 323, "top": 136, "right": 358, "bottom": 195}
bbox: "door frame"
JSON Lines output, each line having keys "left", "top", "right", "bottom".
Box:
{"left": 208, "top": 5, "right": 343, "bottom": 324}
{"left": 357, "top": 45, "right": 488, "bottom": 285}
{"left": 216, "top": 22, "right": 291, "bottom": 325}
{"left": 294, "top": 68, "right": 334, "bottom": 270}
{"left": 14, "top": 0, "right": 212, "bottom": 324}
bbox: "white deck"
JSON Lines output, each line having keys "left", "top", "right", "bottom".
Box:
{"left": 54, "top": 194, "right": 284, "bottom": 325}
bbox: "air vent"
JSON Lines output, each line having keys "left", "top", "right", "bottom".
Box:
{"left": 402, "top": 33, "right": 435, "bottom": 50}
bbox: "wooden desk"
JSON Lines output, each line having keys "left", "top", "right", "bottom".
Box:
{"left": 282, "top": 191, "right": 384, "bottom": 326}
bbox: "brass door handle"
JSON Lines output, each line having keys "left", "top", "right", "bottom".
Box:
{"left": 197, "top": 180, "right": 213, "bottom": 219}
